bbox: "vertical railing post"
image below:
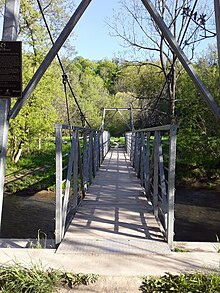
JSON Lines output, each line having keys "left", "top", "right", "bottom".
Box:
{"left": 158, "top": 132, "right": 168, "bottom": 229}
{"left": 136, "top": 133, "right": 141, "bottom": 177}
{"left": 88, "top": 130, "right": 93, "bottom": 184}
{"left": 140, "top": 132, "right": 145, "bottom": 186}
{"left": 61, "top": 129, "right": 77, "bottom": 237}
{"left": 167, "top": 125, "right": 177, "bottom": 249}
{"left": 99, "top": 131, "right": 103, "bottom": 165}
{"left": 73, "top": 128, "right": 78, "bottom": 208}
{"left": 55, "top": 124, "right": 63, "bottom": 244}
{"left": 134, "top": 133, "right": 138, "bottom": 170}
{"left": 153, "top": 131, "right": 159, "bottom": 217}
{"left": 130, "top": 131, "right": 135, "bottom": 162}
{"left": 142, "top": 132, "right": 147, "bottom": 189}
{"left": 96, "top": 132, "right": 99, "bottom": 170}
{"left": 83, "top": 131, "right": 88, "bottom": 188}
{"left": 145, "top": 132, "right": 151, "bottom": 195}
{"left": 93, "top": 131, "right": 97, "bottom": 177}
{"left": 78, "top": 139, "right": 85, "bottom": 199}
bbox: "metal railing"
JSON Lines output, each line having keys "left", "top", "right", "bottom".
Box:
{"left": 125, "top": 124, "right": 177, "bottom": 249}
{"left": 55, "top": 124, "right": 110, "bottom": 244}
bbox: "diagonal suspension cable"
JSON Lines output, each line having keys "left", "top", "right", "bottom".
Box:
{"left": 37, "top": 0, "right": 91, "bottom": 128}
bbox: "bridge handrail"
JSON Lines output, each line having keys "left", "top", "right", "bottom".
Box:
{"left": 55, "top": 124, "right": 110, "bottom": 244}
{"left": 125, "top": 124, "right": 177, "bottom": 249}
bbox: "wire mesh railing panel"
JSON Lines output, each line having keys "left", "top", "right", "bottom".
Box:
{"left": 55, "top": 124, "right": 110, "bottom": 244}
{"left": 125, "top": 125, "right": 177, "bottom": 249}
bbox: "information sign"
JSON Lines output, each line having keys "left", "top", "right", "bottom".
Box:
{"left": 0, "top": 41, "right": 22, "bottom": 98}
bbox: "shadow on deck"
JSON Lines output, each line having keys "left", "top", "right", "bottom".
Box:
{"left": 57, "top": 148, "right": 171, "bottom": 254}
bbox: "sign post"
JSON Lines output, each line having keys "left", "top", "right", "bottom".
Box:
{"left": 0, "top": 0, "right": 20, "bottom": 233}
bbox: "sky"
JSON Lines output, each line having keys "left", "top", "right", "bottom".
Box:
{"left": 0, "top": 0, "right": 216, "bottom": 61}
{"left": 0, "top": 0, "right": 124, "bottom": 60}
{"left": 72, "top": 0, "right": 216, "bottom": 61}
{"left": 72, "top": 0, "right": 123, "bottom": 60}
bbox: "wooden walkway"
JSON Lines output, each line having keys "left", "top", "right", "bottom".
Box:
{"left": 57, "top": 148, "right": 170, "bottom": 254}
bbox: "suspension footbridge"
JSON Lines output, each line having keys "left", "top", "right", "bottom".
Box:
{"left": 55, "top": 124, "right": 177, "bottom": 251}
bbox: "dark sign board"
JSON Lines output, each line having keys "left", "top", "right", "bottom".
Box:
{"left": 0, "top": 41, "right": 22, "bottom": 98}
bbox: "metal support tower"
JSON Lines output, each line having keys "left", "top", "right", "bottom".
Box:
{"left": 0, "top": 0, "right": 20, "bottom": 233}
{"left": 0, "top": 0, "right": 92, "bottom": 232}
{"left": 214, "top": 0, "right": 220, "bottom": 75}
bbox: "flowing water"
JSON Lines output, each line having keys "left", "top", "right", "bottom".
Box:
{"left": 1, "top": 190, "right": 55, "bottom": 239}
{"left": 1, "top": 187, "right": 220, "bottom": 242}
{"left": 175, "top": 187, "right": 220, "bottom": 241}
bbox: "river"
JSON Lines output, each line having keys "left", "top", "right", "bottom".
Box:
{"left": 1, "top": 187, "right": 220, "bottom": 242}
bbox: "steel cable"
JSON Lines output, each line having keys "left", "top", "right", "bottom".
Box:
{"left": 37, "top": 0, "right": 91, "bottom": 128}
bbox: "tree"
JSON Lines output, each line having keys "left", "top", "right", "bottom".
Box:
{"left": 175, "top": 45, "right": 220, "bottom": 169}
{"left": 115, "top": 62, "right": 164, "bottom": 127}
{"left": 8, "top": 53, "right": 62, "bottom": 162}
{"left": 108, "top": 0, "right": 216, "bottom": 123}
{"left": 0, "top": 0, "right": 77, "bottom": 162}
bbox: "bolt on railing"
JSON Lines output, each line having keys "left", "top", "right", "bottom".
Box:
{"left": 55, "top": 124, "right": 110, "bottom": 244}
{"left": 125, "top": 125, "right": 177, "bottom": 249}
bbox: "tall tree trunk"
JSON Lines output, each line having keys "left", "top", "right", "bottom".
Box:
{"left": 12, "top": 142, "right": 24, "bottom": 163}
{"left": 170, "top": 62, "right": 177, "bottom": 122}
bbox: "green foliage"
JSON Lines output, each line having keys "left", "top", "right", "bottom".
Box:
{"left": 26, "top": 229, "right": 48, "bottom": 249}
{"left": 5, "top": 138, "right": 56, "bottom": 192}
{"left": 110, "top": 137, "right": 125, "bottom": 147}
{"left": 60, "top": 272, "right": 98, "bottom": 288}
{"left": 140, "top": 272, "right": 220, "bottom": 292}
{"left": 0, "top": 264, "right": 98, "bottom": 293}
{"left": 175, "top": 47, "right": 220, "bottom": 186}
{"left": 18, "top": 0, "right": 75, "bottom": 54}
{"left": 2, "top": 0, "right": 219, "bottom": 189}
{"left": 0, "top": 265, "right": 60, "bottom": 293}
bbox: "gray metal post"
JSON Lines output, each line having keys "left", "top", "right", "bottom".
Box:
{"left": 100, "top": 108, "right": 106, "bottom": 130}
{"left": 140, "top": 132, "right": 145, "bottom": 186}
{"left": 141, "top": 0, "right": 220, "bottom": 119}
{"left": 153, "top": 131, "right": 159, "bottom": 217}
{"left": 167, "top": 125, "right": 177, "bottom": 250}
{"left": 83, "top": 131, "right": 88, "bottom": 188}
{"left": 9, "top": 0, "right": 93, "bottom": 119}
{"left": 0, "top": 0, "right": 20, "bottom": 234}
{"left": 73, "top": 129, "right": 79, "bottom": 208}
{"left": 55, "top": 125, "right": 63, "bottom": 244}
{"left": 145, "top": 132, "right": 150, "bottom": 195}
{"left": 214, "top": 0, "right": 220, "bottom": 75}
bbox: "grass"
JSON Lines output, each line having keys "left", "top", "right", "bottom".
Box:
{"left": 110, "top": 136, "right": 125, "bottom": 147}
{"left": 140, "top": 272, "right": 220, "bottom": 292}
{"left": 5, "top": 133, "right": 220, "bottom": 193}
{"left": 176, "top": 134, "right": 220, "bottom": 188}
{"left": 5, "top": 136, "right": 125, "bottom": 193}
{"left": 5, "top": 138, "right": 70, "bottom": 193}
{"left": 2, "top": 263, "right": 220, "bottom": 293}
{"left": 0, "top": 263, "right": 98, "bottom": 293}
{"left": 173, "top": 247, "right": 190, "bottom": 253}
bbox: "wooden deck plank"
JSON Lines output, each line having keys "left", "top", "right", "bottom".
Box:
{"left": 57, "top": 148, "right": 170, "bottom": 254}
